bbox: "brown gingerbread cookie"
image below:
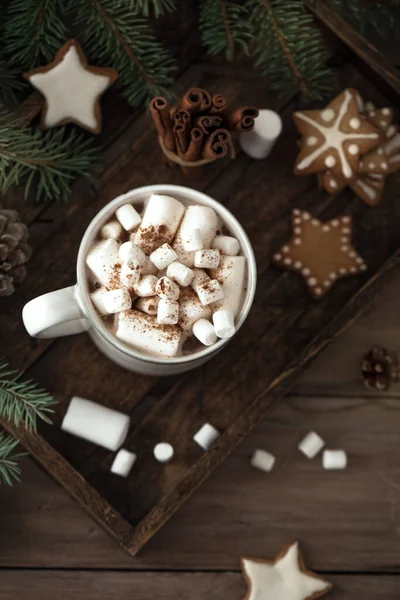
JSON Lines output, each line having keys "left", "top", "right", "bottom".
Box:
{"left": 273, "top": 210, "right": 367, "bottom": 299}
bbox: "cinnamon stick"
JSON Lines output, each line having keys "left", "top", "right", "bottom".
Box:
{"left": 195, "top": 115, "right": 222, "bottom": 135}
{"left": 198, "top": 89, "right": 212, "bottom": 112}
{"left": 180, "top": 88, "right": 203, "bottom": 113}
{"left": 149, "top": 96, "right": 175, "bottom": 152}
{"left": 182, "top": 127, "right": 205, "bottom": 178}
{"left": 174, "top": 109, "right": 191, "bottom": 126}
{"left": 173, "top": 121, "right": 191, "bottom": 159}
{"left": 203, "top": 129, "right": 232, "bottom": 160}
{"left": 227, "top": 106, "right": 259, "bottom": 132}
{"left": 210, "top": 94, "right": 227, "bottom": 114}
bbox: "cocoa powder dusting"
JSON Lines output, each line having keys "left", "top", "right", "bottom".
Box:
{"left": 136, "top": 224, "right": 171, "bottom": 254}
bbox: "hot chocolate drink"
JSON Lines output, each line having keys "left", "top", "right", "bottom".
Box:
{"left": 85, "top": 193, "right": 247, "bottom": 358}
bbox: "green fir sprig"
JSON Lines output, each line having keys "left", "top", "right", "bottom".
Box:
{"left": 0, "top": 105, "right": 97, "bottom": 202}
{"left": 249, "top": 0, "right": 334, "bottom": 100}
{"left": 327, "top": 0, "right": 400, "bottom": 39}
{"left": 135, "top": 0, "right": 177, "bottom": 18}
{"left": 73, "top": 0, "right": 176, "bottom": 106}
{"left": 0, "top": 433, "right": 24, "bottom": 486}
{"left": 0, "top": 51, "right": 23, "bottom": 105}
{"left": 199, "top": 0, "right": 251, "bottom": 61}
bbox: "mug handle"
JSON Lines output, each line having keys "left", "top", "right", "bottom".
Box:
{"left": 22, "top": 285, "right": 90, "bottom": 339}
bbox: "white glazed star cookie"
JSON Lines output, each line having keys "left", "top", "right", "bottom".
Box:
{"left": 293, "top": 88, "right": 383, "bottom": 180}
{"left": 241, "top": 541, "right": 332, "bottom": 600}
{"left": 24, "top": 39, "right": 118, "bottom": 134}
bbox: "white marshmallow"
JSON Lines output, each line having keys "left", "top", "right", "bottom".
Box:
{"left": 111, "top": 449, "right": 136, "bottom": 477}
{"left": 61, "top": 396, "right": 130, "bottom": 451}
{"left": 134, "top": 275, "right": 158, "bottom": 297}
{"left": 210, "top": 255, "right": 246, "bottom": 317}
{"left": 135, "top": 194, "right": 185, "bottom": 254}
{"left": 115, "top": 203, "right": 142, "bottom": 231}
{"left": 120, "top": 262, "right": 140, "bottom": 289}
{"left": 212, "top": 309, "right": 235, "bottom": 339}
{"left": 173, "top": 205, "right": 219, "bottom": 266}
{"left": 86, "top": 239, "right": 120, "bottom": 287}
{"left": 156, "top": 276, "right": 180, "bottom": 301}
{"left": 136, "top": 296, "right": 159, "bottom": 316}
{"left": 150, "top": 243, "right": 177, "bottom": 270}
{"left": 192, "top": 318, "right": 217, "bottom": 346}
{"left": 193, "top": 423, "right": 219, "bottom": 450}
{"left": 322, "top": 450, "right": 347, "bottom": 470}
{"left": 157, "top": 298, "right": 179, "bottom": 325}
{"left": 239, "top": 109, "right": 282, "bottom": 160}
{"left": 298, "top": 431, "right": 325, "bottom": 459}
{"left": 119, "top": 241, "right": 146, "bottom": 267}
{"left": 182, "top": 227, "right": 204, "bottom": 251}
{"left": 103, "top": 288, "right": 132, "bottom": 314}
{"left": 101, "top": 220, "right": 123, "bottom": 240}
{"left": 191, "top": 268, "right": 210, "bottom": 294}
{"left": 166, "top": 261, "right": 194, "bottom": 287}
{"left": 141, "top": 256, "right": 158, "bottom": 276}
{"left": 90, "top": 288, "right": 108, "bottom": 315}
{"left": 211, "top": 235, "right": 240, "bottom": 256}
{"left": 154, "top": 442, "right": 174, "bottom": 463}
{"left": 178, "top": 288, "right": 212, "bottom": 334}
{"left": 251, "top": 449, "right": 275, "bottom": 473}
{"left": 194, "top": 249, "right": 220, "bottom": 269}
{"left": 196, "top": 279, "right": 224, "bottom": 306}
{"left": 115, "top": 310, "right": 181, "bottom": 357}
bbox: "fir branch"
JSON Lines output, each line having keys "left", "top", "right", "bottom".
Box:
{"left": 249, "top": 0, "right": 335, "bottom": 100}
{"left": 0, "top": 360, "right": 57, "bottom": 431}
{"left": 134, "top": 0, "right": 176, "bottom": 18}
{"left": 4, "top": 0, "right": 68, "bottom": 70}
{"left": 0, "top": 105, "right": 97, "bottom": 202}
{"left": 327, "top": 0, "right": 400, "bottom": 38}
{"left": 0, "top": 51, "right": 24, "bottom": 105}
{"left": 199, "top": 0, "right": 251, "bottom": 61}
{"left": 0, "top": 433, "right": 24, "bottom": 486}
{"left": 73, "top": 0, "right": 176, "bottom": 106}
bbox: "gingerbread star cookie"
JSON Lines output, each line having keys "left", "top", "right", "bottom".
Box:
{"left": 273, "top": 210, "right": 367, "bottom": 299}
{"left": 293, "top": 88, "right": 383, "bottom": 180}
{"left": 241, "top": 541, "right": 332, "bottom": 600}
{"left": 24, "top": 39, "right": 118, "bottom": 134}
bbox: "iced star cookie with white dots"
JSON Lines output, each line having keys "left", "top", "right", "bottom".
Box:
{"left": 293, "top": 88, "right": 383, "bottom": 180}
{"left": 273, "top": 210, "right": 367, "bottom": 299}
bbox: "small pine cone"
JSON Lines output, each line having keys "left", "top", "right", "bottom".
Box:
{"left": 0, "top": 208, "right": 32, "bottom": 297}
{"left": 361, "top": 346, "right": 399, "bottom": 391}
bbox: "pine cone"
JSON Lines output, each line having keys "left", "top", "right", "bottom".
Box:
{"left": 0, "top": 208, "right": 32, "bottom": 297}
{"left": 361, "top": 346, "right": 399, "bottom": 391}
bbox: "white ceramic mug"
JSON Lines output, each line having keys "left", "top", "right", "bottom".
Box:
{"left": 22, "top": 185, "right": 257, "bottom": 376}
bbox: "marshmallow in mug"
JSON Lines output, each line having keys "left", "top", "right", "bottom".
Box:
{"left": 115, "top": 309, "right": 182, "bottom": 357}
{"left": 134, "top": 194, "right": 185, "bottom": 255}
{"left": 173, "top": 205, "right": 219, "bottom": 266}
{"left": 210, "top": 255, "right": 246, "bottom": 317}
{"left": 86, "top": 238, "right": 120, "bottom": 287}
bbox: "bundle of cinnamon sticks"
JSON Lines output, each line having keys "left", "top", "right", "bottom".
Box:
{"left": 149, "top": 87, "right": 259, "bottom": 177}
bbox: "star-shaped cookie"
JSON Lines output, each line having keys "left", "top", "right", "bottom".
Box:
{"left": 273, "top": 210, "right": 367, "bottom": 298}
{"left": 241, "top": 541, "right": 332, "bottom": 600}
{"left": 24, "top": 39, "right": 118, "bottom": 134}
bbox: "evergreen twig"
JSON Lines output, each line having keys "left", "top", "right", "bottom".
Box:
{"left": 327, "top": 0, "right": 400, "bottom": 39}
{"left": 0, "top": 105, "right": 97, "bottom": 202}
{"left": 0, "top": 360, "right": 56, "bottom": 431}
{"left": 0, "top": 433, "right": 24, "bottom": 487}
{"left": 249, "top": 0, "right": 335, "bottom": 100}
{"left": 73, "top": 0, "right": 176, "bottom": 106}
{"left": 4, "top": 0, "right": 67, "bottom": 70}
{"left": 199, "top": 0, "right": 251, "bottom": 61}
{"left": 134, "top": 0, "right": 176, "bottom": 18}
{"left": 0, "top": 51, "right": 23, "bottom": 105}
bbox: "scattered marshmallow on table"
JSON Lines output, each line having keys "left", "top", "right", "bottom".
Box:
{"left": 182, "top": 227, "right": 204, "bottom": 251}
{"left": 154, "top": 442, "right": 174, "bottom": 463}
{"left": 103, "top": 288, "right": 132, "bottom": 314}
{"left": 116, "top": 310, "right": 181, "bottom": 357}
{"left": 193, "top": 423, "right": 220, "bottom": 450}
{"left": 239, "top": 109, "right": 283, "bottom": 160}
{"left": 119, "top": 241, "right": 146, "bottom": 267}
{"left": 136, "top": 296, "right": 159, "bottom": 316}
{"left": 157, "top": 298, "right": 179, "bottom": 325}
{"left": 298, "top": 431, "right": 325, "bottom": 459}
{"left": 156, "top": 276, "right": 180, "bottom": 301}
{"left": 196, "top": 279, "right": 224, "bottom": 306}
{"left": 101, "top": 220, "right": 123, "bottom": 240}
{"left": 61, "top": 396, "right": 130, "bottom": 451}
{"left": 213, "top": 309, "right": 235, "bottom": 339}
{"left": 150, "top": 243, "right": 177, "bottom": 270}
{"left": 322, "top": 450, "right": 347, "bottom": 470}
{"left": 86, "top": 238, "right": 120, "bottom": 287}
{"left": 251, "top": 449, "right": 276, "bottom": 473}
{"left": 134, "top": 274, "right": 158, "bottom": 297}
{"left": 194, "top": 249, "right": 220, "bottom": 269}
{"left": 166, "top": 261, "right": 194, "bottom": 287}
{"left": 192, "top": 318, "right": 217, "bottom": 346}
{"left": 212, "top": 235, "right": 240, "bottom": 256}
{"left": 110, "top": 449, "right": 137, "bottom": 477}
{"left": 120, "top": 262, "right": 140, "bottom": 289}
{"left": 115, "top": 203, "right": 142, "bottom": 231}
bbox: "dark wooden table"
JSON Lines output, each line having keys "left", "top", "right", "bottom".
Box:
{"left": 1, "top": 58, "right": 400, "bottom": 598}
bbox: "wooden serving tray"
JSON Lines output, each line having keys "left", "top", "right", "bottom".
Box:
{"left": 1, "top": 4, "right": 400, "bottom": 556}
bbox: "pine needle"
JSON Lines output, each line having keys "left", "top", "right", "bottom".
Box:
{"left": 73, "top": 0, "right": 176, "bottom": 106}
{"left": 199, "top": 0, "right": 251, "bottom": 61}
{"left": 327, "top": 0, "right": 400, "bottom": 38}
{"left": 134, "top": 0, "right": 176, "bottom": 18}
{"left": 0, "top": 51, "right": 24, "bottom": 105}
{"left": 0, "top": 105, "right": 98, "bottom": 202}
{"left": 0, "top": 360, "right": 57, "bottom": 431}
{"left": 0, "top": 433, "right": 24, "bottom": 486}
